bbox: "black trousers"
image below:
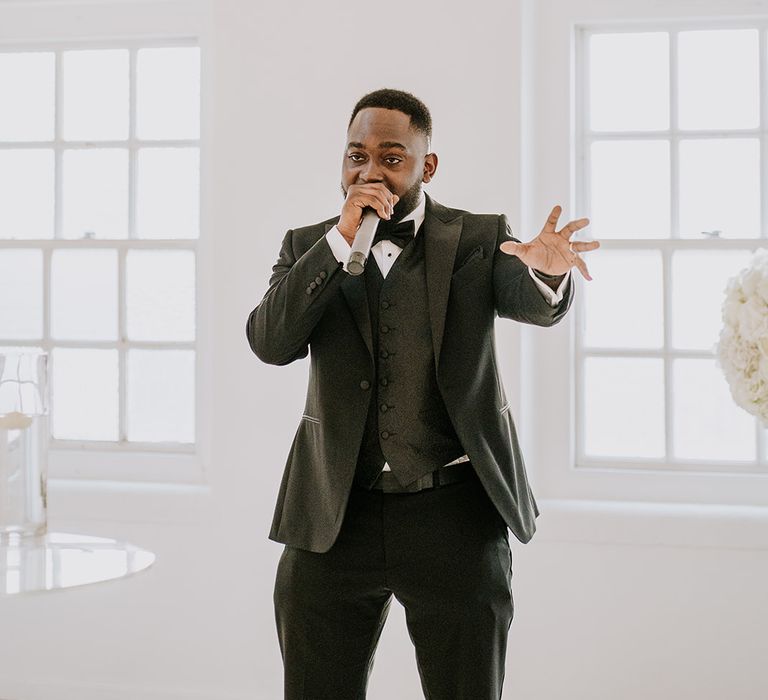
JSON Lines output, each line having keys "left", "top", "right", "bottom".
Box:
{"left": 273, "top": 468, "right": 515, "bottom": 699}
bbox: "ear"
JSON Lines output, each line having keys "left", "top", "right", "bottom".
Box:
{"left": 422, "top": 152, "right": 438, "bottom": 184}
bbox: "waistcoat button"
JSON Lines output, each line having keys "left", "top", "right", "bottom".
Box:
{"left": 360, "top": 380, "right": 370, "bottom": 390}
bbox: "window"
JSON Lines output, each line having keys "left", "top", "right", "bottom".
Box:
{"left": 0, "top": 40, "right": 202, "bottom": 478}
{"left": 575, "top": 25, "right": 765, "bottom": 475}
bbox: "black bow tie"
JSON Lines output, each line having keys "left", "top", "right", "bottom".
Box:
{"left": 372, "top": 219, "right": 416, "bottom": 249}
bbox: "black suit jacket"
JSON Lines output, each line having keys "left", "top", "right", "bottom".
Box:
{"left": 247, "top": 194, "right": 573, "bottom": 553}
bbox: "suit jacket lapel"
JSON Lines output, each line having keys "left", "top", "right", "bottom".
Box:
{"left": 424, "top": 195, "right": 462, "bottom": 367}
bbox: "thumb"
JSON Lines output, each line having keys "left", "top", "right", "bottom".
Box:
{"left": 500, "top": 241, "right": 521, "bottom": 256}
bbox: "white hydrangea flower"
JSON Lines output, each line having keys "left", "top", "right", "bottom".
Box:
{"left": 717, "top": 248, "right": 768, "bottom": 428}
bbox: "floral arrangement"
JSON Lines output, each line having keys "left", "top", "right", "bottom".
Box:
{"left": 717, "top": 248, "right": 768, "bottom": 426}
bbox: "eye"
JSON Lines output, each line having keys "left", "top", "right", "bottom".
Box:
{"left": 384, "top": 157, "right": 402, "bottom": 165}
{"left": 347, "top": 153, "right": 365, "bottom": 163}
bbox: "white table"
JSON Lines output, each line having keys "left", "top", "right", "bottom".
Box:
{"left": 0, "top": 531, "right": 155, "bottom": 595}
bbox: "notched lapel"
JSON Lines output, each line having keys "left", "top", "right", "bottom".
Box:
{"left": 424, "top": 198, "right": 463, "bottom": 367}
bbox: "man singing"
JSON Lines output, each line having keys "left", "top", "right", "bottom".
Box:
{"left": 246, "top": 88, "right": 598, "bottom": 700}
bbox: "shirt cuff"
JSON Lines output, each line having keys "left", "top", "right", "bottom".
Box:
{"left": 325, "top": 226, "right": 352, "bottom": 271}
{"left": 528, "top": 267, "right": 571, "bottom": 307}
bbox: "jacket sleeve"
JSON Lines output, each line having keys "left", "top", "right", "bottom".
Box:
{"left": 246, "top": 229, "right": 346, "bottom": 365}
{"left": 492, "top": 214, "right": 574, "bottom": 326}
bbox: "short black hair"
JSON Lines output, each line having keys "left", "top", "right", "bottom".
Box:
{"left": 348, "top": 88, "right": 432, "bottom": 143}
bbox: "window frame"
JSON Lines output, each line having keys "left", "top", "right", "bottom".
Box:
{"left": 522, "top": 12, "right": 768, "bottom": 508}
{"left": 0, "top": 0, "right": 210, "bottom": 485}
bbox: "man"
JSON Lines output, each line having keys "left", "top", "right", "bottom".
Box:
{"left": 246, "top": 88, "right": 598, "bottom": 700}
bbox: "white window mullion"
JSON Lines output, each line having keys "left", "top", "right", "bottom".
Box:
{"left": 574, "top": 27, "right": 589, "bottom": 469}
{"left": 54, "top": 49, "right": 63, "bottom": 241}
{"left": 128, "top": 47, "right": 138, "bottom": 242}
{"left": 670, "top": 30, "right": 680, "bottom": 241}
{"left": 666, "top": 30, "right": 678, "bottom": 463}
{"left": 662, "top": 248, "right": 674, "bottom": 462}
{"left": 118, "top": 247, "right": 127, "bottom": 443}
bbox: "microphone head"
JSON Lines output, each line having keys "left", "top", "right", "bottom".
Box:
{"left": 347, "top": 251, "right": 367, "bottom": 276}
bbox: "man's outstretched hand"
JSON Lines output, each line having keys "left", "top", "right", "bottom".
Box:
{"left": 500, "top": 205, "right": 600, "bottom": 280}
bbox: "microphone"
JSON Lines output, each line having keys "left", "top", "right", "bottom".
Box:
{"left": 346, "top": 209, "right": 380, "bottom": 276}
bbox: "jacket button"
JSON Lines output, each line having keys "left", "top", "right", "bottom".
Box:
{"left": 310, "top": 281, "right": 317, "bottom": 290}
{"left": 360, "top": 380, "right": 370, "bottom": 390}
{"left": 380, "top": 403, "right": 389, "bottom": 413}
{"left": 315, "top": 276, "right": 323, "bottom": 285}
{"left": 305, "top": 287, "right": 312, "bottom": 295}
{"left": 381, "top": 431, "right": 390, "bottom": 439}
{"left": 319, "top": 271, "right": 327, "bottom": 279}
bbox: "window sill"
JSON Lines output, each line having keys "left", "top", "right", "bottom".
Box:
{"left": 49, "top": 447, "right": 207, "bottom": 484}
{"left": 534, "top": 498, "right": 768, "bottom": 550}
{"left": 47, "top": 478, "right": 216, "bottom": 525}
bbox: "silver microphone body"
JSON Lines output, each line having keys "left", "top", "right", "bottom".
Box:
{"left": 346, "top": 210, "right": 380, "bottom": 276}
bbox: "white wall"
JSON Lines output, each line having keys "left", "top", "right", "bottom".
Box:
{"left": 0, "top": 1, "right": 766, "bottom": 699}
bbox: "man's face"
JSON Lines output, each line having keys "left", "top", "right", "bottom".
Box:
{"left": 341, "top": 107, "right": 437, "bottom": 222}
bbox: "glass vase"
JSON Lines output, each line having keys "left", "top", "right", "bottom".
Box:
{"left": 0, "top": 351, "right": 49, "bottom": 538}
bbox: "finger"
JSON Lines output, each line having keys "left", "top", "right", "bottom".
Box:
{"left": 557, "top": 218, "right": 590, "bottom": 237}
{"left": 352, "top": 184, "right": 396, "bottom": 217}
{"left": 573, "top": 254, "right": 593, "bottom": 282}
{"left": 358, "top": 192, "right": 393, "bottom": 219}
{"left": 568, "top": 240, "right": 600, "bottom": 254}
{"left": 500, "top": 241, "right": 521, "bottom": 256}
{"left": 543, "top": 205, "right": 562, "bottom": 234}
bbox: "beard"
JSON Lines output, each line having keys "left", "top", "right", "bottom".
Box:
{"left": 340, "top": 177, "right": 423, "bottom": 223}
{"left": 389, "top": 179, "right": 422, "bottom": 223}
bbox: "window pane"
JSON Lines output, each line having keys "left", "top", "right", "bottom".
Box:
{"left": 136, "top": 148, "right": 199, "bottom": 239}
{"left": 582, "top": 250, "right": 663, "bottom": 348}
{"left": 126, "top": 349, "right": 194, "bottom": 443}
{"left": 51, "top": 250, "right": 118, "bottom": 341}
{"left": 673, "top": 358, "right": 756, "bottom": 461}
{"left": 584, "top": 357, "right": 665, "bottom": 458}
{"left": 62, "top": 149, "right": 129, "bottom": 239}
{"left": 589, "top": 32, "right": 669, "bottom": 132}
{"left": 0, "top": 250, "right": 43, "bottom": 339}
{"left": 137, "top": 47, "right": 200, "bottom": 140}
{"left": 52, "top": 348, "right": 118, "bottom": 441}
{"left": 679, "top": 139, "right": 760, "bottom": 239}
{"left": 0, "top": 52, "right": 55, "bottom": 141}
{"left": 126, "top": 250, "right": 195, "bottom": 341}
{"left": 590, "top": 140, "right": 670, "bottom": 238}
{"left": 671, "top": 250, "right": 753, "bottom": 350}
{"left": 678, "top": 30, "right": 759, "bottom": 130}
{"left": 0, "top": 150, "right": 54, "bottom": 239}
{"left": 62, "top": 49, "right": 129, "bottom": 141}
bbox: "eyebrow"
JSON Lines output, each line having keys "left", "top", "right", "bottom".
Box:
{"left": 347, "top": 141, "right": 408, "bottom": 151}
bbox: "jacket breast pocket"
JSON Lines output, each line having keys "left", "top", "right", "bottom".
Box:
{"left": 451, "top": 247, "right": 486, "bottom": 288}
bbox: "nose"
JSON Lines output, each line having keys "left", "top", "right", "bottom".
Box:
{"left": 359, "top": 160, "right": 384, "bottom": 184}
